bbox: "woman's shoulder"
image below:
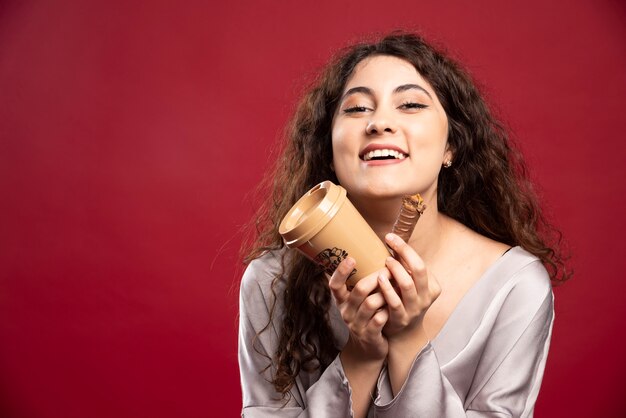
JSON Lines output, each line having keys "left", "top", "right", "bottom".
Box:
{"left": 432, "top": 244, "right": 553, "bottom": 357}
{"left": 239, "top": 249, "right": 286, "bottom": 344}
{"left": 470, "top": 245, "right": 552, "bottom": 315}
{"left": 446, "top": 217, "right": 551, "bottom": 295}
{"left": 240, "top": 248, "right": 289, "bottom": 303}
{"left": 499, "top": 246, "right": 552, "bottom": 295}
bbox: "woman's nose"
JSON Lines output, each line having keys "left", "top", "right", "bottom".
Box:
{"left": 365, "top": 113, "right": 397, "bottom": 135}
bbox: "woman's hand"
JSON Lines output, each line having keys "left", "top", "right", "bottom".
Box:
{"left": 378, "top": 233, "right": 441, "bottom": 342}
{"left": 378, "top": 233, "right": 442, "bottom": 396}
{"left": 330, "top": 259, "right": 389, "bottom": 418}
{"left": 329, "top": 257, "right": 389, "bottom": 361}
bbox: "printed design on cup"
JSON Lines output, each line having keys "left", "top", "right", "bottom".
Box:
{"left": 314, "top": 247, "right": 357, "bottom": 278}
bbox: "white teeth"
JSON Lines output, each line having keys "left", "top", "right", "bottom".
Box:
{"left": 363, "top": 149, "right": 407, "bottom": 161}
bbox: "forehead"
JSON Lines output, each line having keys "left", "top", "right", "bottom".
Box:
{"left": 343, "top": 55, "right": 429, "bottom": 91}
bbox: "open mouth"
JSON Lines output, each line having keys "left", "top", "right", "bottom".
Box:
{"left": 361, "top": 149, "right": 407, "bottom": 162}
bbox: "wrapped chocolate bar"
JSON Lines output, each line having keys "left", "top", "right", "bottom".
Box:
{"left": 391, "top": 193, "right": 426, "bottom": 243}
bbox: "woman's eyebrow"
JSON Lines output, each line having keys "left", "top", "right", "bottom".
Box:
{"left": 341, "top": 84, "right": 433, "bottom": 101}
{"left": 394, "top": 83, "right": 432, "bottom": 99}
{"left": 340, "top": 86, "right": 373, "bottom": 101}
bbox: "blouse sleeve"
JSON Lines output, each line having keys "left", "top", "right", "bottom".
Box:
{"left": 238, "top": 255, "right": 355, "bottom": 418}
{"left": 373, "top": 259, "right": 554, "bottom": 418}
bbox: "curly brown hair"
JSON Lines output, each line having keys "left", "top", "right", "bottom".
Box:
{"left": 241, "top": 32, "right": 570, "bottom": 399}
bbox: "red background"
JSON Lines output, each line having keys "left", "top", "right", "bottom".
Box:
{"left": 1, "top": 1, "right": 625, "bottom": 417}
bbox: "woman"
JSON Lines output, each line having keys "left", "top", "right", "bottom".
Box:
{"left": 238, "top": 33, "right": 569, "bottom": 417}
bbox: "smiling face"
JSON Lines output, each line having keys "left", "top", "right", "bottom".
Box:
{"left": 331, "top": 55, "right": 451, "bottom": 205}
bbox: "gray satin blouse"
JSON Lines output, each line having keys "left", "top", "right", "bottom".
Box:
{"left": 238, "top": 246, "right": 554, "bottom": 417}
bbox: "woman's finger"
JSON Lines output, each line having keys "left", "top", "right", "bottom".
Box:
{"left": 339, "top": 269, "right": 379, "bottom": 324}
{"left": 352, "top": 291, "right": 386, "bottom": 330}
{"left": 385, "top": 233, "right": 429, "bottom": 290}
{"left": 328, "top": 257, "right": 355, "bottom": 305}
{"left": 344, "top": 272, "right": 379, "bottom": 309}
{"left": 377, "top": 271, "right": 406, "bottom": 315}
{"left": 367, "top": 308, "right": 389, "bottom": 336}
{"left": 343, "top": 273, "right": 380, "bottom": 325}
{"left": 384, "top": 257, "right": 419, "bottom": 313}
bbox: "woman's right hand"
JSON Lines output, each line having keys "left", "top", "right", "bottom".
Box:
{"left": 329, "top": 257, "right": 389, "bottom": 361}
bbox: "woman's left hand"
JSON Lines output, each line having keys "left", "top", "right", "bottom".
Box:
{"left": 377, "top": 233, "right": 441, "bottom": 341}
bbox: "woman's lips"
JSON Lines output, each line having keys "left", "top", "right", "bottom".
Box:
{"left": 359, "top": 144, "right": 409, "bottom": 163}
{"left": 361, "top": 157, "right": 408, "bottom": 166}
{"left": 361, "top": 148, "right": 407, "bottom": 161}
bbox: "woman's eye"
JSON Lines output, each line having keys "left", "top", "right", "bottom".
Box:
{"left": 399, "top": 102, "right": 428, "bottom": 110}
{"left": 343, "top": 105, "right": 369, "bottom": 113}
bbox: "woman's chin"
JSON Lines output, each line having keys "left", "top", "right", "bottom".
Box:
{"left": 349, "top": 189, "right": 412, "bottom": 202}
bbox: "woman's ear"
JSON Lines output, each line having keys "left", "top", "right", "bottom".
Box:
{"left": 443, "top": 148, "right": 454, "bottom": 167}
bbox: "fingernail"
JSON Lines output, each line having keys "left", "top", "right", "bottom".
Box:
{"left": 385, "top": 257, "right": 395, "bottom": 264}
{"left": 345, "top": 257, "right": 355, "bottom": 268}
{"left": 386, "top": 233, "right": 399, "bottom": 245}
{"left": 378, "top": 274, "right": 388, "bottom": 285}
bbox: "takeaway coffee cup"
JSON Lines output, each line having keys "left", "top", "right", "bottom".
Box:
{"left": 279, "top": 180, "right": 391, "bottom": 287}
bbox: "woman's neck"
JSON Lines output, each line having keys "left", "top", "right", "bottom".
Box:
{"left": 350, "top": 191, "right": 448, "bottom": 265}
